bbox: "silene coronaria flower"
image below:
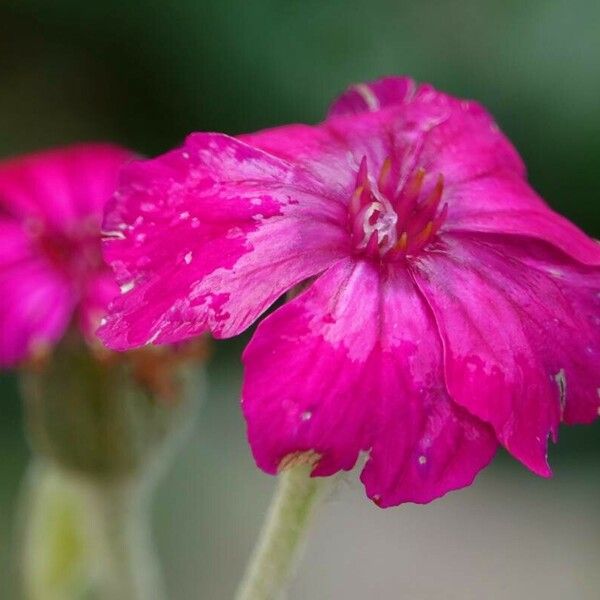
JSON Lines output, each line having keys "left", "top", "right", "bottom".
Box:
{"left": 100, "top": 77, "right": 600, "bottom": 507}
{"left": 0, "top": 144, "right": 133, "bottom": 366}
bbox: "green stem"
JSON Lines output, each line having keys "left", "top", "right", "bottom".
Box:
{"left": 235, "top": 463, "right": 329, "bottom": 600}
{"left": 80, "top": 474, "right": 165, "bottom": 600}
{"left": 21, "top": 461, "right": 165, "bottom": 600}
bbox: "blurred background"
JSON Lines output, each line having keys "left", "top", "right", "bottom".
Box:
{"left": 1, "top": 1, "right": 599, "bottom": 598}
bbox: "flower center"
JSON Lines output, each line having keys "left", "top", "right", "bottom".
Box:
{"left": 27, "top": 217, "right": 104, "bottom": 283}
{"left": 348, "top": 156, "right": 447, "bottom": 260}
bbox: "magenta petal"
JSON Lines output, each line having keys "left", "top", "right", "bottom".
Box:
{"left": 401, "top": 100, "right": 524, "bottom": 185}
{"left": 328, "top": 76, "right": 418, "bottom": 117}
{"left": 242, "top": 259, "right": 376, "bottom": 476}
{"left": 497, "top": 239, "right": 600, "bottom": 425}
{"left": 242, "top": 258, "right": 497, "bottom": 506}
{"left": 100, "top": 133, "right": 348, "bottom": 349}
{"left": 413, "top": 234, "right": 600, "bottom": 475}
{"left": 0, "top": 218, "right": 73, "bottom": 365}
{"left": 0, "top": 144, "right": 133, "bottom": 232}
{"left": 445, "top": 174, "right": 600, "bottom": 266}
{"left": 246, "top": 83, "right": 522, "bottom": 199}
{"left": 327, "top": 76, "right": 524, "bottom": 185}
{"left": 79, "top": 271, "right": 120, "bottom": 341}
{"left": 0, "top": 143, "right": 134, "bottom": 362}
{"left": 240, "top": 114, "right": 401, "bottom": 196}
{"left": 239, "top": 124, "right": 356, "bottom": 191}
{"left": 0, "top": 219, "right": 32, "bottom": 268}
{"left": 0, "top": 259, "right": 72, "bottom": 366}
{"left": 361, "top": 389, "right": 498, "bottom": 507}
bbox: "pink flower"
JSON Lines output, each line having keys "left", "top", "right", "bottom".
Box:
{"left": 100, "top": 77, "right": 600, "bottom": 506}
{"left": 0, "top": 144, "right": 134, "bottom": 367}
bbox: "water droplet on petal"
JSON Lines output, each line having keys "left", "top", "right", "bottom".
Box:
{"left": 120, "top": 280, "right": 135, "bottom": 294}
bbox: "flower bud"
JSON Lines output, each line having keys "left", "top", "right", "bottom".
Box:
{"left": 20, "top": 330, "right": 207, "bottom": 479}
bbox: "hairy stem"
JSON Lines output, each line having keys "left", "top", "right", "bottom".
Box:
{"left": 82, "top": 474, "right": 165, "bottom": 600}
{"left": 21, "top": 461, "right": 165, "bottom": 600}
{"left": 235, "top": 463, "right": 329, "bottom": 600}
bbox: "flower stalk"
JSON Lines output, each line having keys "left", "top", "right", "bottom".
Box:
{"left": 20, "top": 462, "right": 166, "bottom": 600}
{"left": 235, "top": 461, "right": 330, "bottom": 600}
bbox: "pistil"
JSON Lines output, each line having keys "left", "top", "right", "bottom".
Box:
{"left": 349, "top": 156, "right": 447, "bottom": 260}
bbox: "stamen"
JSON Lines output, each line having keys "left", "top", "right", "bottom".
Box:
{"left": 423, "top": 174, "right": 444, "bottom": 211}
{"left": 356, "top": 156, "right": 369, "bottom": 187}
{"left": 397, "top": 231, "right": 408, "bottom": 252}
{"left": 348, "top": 157, "right": 446, "bottom": 260}
{"left": 377, "top": 157, "right": 393, "bottom": 197}
{"left": 410, "top": 221, "right": 434, "bottom": 254}
{"left": 429, "top": 203, "right": 449, "bottom": 237}
{"left": 404, "top": 167, "right": 426, "bottom": 200}
{"left": 406, "top": 174, "right": 445, "bottom": 238}
{"left": 349, "top": 185, "right": 364, "bottom": 218}
{"left": 394, "top": 167, "right": 425, "bottom": 224}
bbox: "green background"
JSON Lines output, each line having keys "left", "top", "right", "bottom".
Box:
{"left": 1, "top": 1, "right": 599, "bottom": 598}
